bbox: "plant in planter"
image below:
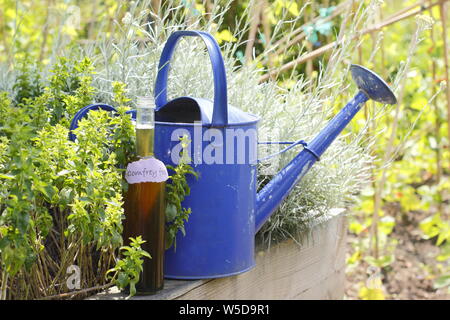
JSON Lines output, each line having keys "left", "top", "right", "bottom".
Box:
{"left": 165, "top": 136, "right": 198, "bottom": 251}
{"left": 0, "top": 56, "right": 141, "bottom": 299}
{"left": 106, "top": 236, "right": 152, "bottom": 298}
{"left": 0, "top": 54, "right": 198, "bottom": 299}
{"left": 0, "top": 0, "right": 419, "bottom": 299}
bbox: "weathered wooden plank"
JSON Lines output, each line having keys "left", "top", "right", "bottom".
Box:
{"left": 91, "top": 209, "right": 346, "bottom": 300}
{"left": 176, "top": 212, "right": 346, "bottom": 300}
{"left": 92, "top": 278, "right": 209, "bottom": 300}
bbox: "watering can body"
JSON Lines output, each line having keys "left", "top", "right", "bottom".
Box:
{"left": 153, "top": 31, "right": 260, "bottom": 278}
{"left": 155, "top": 121, "right": 258, "bottom": 278}
{"left": 70, "top": 30, "right": 397, "bottom": 280}
{"left": 154, "top": 31, "right": 397, "bottom": 278}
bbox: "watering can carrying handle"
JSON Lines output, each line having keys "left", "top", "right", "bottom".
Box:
{"left": 258, "top": 140, "right": 320, "bottom": 163}
{"left": 154, "top": 30, "right": 228, "bottom": 127}
{"left": 69, "top": 103, "right": 134, "bottom": 141}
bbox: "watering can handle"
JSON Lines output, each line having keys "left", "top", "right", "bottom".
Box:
{"left": 258, "top": 140, "right": 320, "bottom": 163}
{"left": 154, "top": 30, "right": 228, "bottom": 127}
{"left": 69, "top": 103, "right": 135, "bottom": 141}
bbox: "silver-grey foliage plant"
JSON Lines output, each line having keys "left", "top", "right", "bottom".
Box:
{"left": 75, "top": 0, "right": 380, "bottom": 244}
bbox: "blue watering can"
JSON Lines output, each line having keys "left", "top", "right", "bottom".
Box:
{"left": 71, "top": 30, "right": 397, "bottom": 279}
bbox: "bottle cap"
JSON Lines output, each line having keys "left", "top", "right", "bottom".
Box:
{"left": 137, "top": 96, "right": 155, "bottom": 109}
{"left": 136, "top": 96, "right": 155, "bottom": 127}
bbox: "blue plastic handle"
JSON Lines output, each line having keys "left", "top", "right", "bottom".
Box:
{"left": 154, "top": 30, "right": 228, "bottom": 127}
{"left": 257, "top": 140, "right": 307, "bottom": 163}
{"left": 69, "top": 103, "right": 136, "bottom": 141}
{"left": 69, "top": 103, "right": 117, "bottom": 141}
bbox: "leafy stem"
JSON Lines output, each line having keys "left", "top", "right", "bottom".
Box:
{"left": 165, "top": 136, "right": 198, "bottom": 250}
{"left": 106, "top": 236, "right": 151, "bottom": 298}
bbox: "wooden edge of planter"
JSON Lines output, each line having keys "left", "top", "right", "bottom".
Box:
{"left": 90, "top": 208, "right": 347, "bottom": 300}
{"left": 92, "top": 278, "right": 209, "bottom": 300}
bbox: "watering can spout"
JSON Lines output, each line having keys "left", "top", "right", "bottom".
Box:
{"left": 255, "top": 65, "right": 397, "bottom": 233}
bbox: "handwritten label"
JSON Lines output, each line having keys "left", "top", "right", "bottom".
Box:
{"left": 125, "top": 158, "right": 169, "bottom": 184}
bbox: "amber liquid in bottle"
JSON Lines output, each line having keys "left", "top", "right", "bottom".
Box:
{"left": 123, "top": 100, "right": 165, "bottom": 294}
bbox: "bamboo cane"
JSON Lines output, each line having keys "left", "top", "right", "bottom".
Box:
{"left": 259, "top": 0, "right": 447, "bottom": 83}
{"left": 439, "top": 0, "right": 450, "bottom": 158}
{"left": 151, "top": 0, "right": 161, "bottom": 16}
{"left": 40, "top": 282, "right": 114, "bottom": 300}
{"left": 274, "top": 0, "right": 351, "bottom": 57}
{"left": 39, "top": 0, "right": 52, "bottom": 62}
{"left": 245, "top": 0, "right": 263, "bottom": 63}
{"left": 271, "top": 0, "right": 352, "bottom": 55}
{"left": 371, "top": 10, "right": 430, "bottom": 262}
{"left": 368, "top": 3, "right": 383, "bottom": 260}
{"left": 261, "top": 0, "right": 273, "bottom": 67}
{"left": 386, "top": 0, "right": 428, "bottom": 21}
{"left": 429, "top": 0, "right": 444, "bottom": 214}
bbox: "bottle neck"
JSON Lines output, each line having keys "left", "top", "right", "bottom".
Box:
{"left": 135, "top": 97, "right": 156, "bottom": 158}
{"left": 136, "top": 126, "right": 154, "bottom": 158}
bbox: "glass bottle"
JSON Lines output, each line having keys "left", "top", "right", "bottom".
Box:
{"left": 123, "top": 96, "right": 166, "bottom": 294}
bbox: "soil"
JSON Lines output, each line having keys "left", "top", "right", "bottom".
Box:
{"left": 345, "top": 207, "right": 450, "bottom": 300}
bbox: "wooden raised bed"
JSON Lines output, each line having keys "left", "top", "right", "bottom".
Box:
{"left": 92, "top": 209, "right": 346, "bottom": 300}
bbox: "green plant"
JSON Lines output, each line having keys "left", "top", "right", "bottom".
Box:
{"left": 48, "top": 56, "right": 97, "bottom": 126}
{"left": 0, "top": 57, "right": 135, "bottom": 300}
{"left": 0, "top": 48, "right": 201, "bottom": 298}
{"left": 420, "top": 213, "right": 450, "bottom": 292}
{"left": 106, "top": 236, "right": 151, "bottom": 298}
{"left": 12, "top": 57, "right": 43, "bottom": 105}
{"left": 165, "top": 136, "right": 198, "bottom": 250}
{"left": 341, "top": 0, "right": 450, "bottom": 299}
